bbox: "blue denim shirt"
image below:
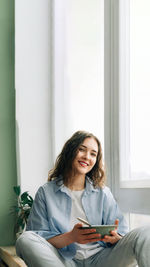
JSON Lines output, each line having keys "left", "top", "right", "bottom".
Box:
{"left": 26, "top": 176, "right": 129, "bottom": 260}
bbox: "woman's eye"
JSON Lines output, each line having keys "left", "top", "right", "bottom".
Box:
{"left": 79, "top": 147, "right": 85, "bottom": 152}
{"left": 91, "top": 153, "right": 97, "bottom": 157}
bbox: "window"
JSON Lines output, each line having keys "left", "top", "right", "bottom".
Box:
{"left": 120, "top": 0, "right": 150, "bottom": 188}
{"left": 104, "top": 0, "right": 150, "bottom": 215}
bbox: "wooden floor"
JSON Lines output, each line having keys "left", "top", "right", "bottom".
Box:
{"left": 0, "top": 246, "right": 27, "bottom": 267}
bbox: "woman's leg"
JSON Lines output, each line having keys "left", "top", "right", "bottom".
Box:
{"left": 16, "top": 231, "right": 77, "bottom": 267}
{"left": 87, "top": 226, "right": 150, "bottom": 267}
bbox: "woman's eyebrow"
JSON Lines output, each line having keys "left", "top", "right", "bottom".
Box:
{"left": 80, "top": 145, "right": 98, "bottom": 154}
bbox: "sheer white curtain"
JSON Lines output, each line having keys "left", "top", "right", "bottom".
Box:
{"left": 53, "top": 0, "right": 104, "bottom": 158}
{"left": 15, "top": 0, "right": 104, "bottom": 196}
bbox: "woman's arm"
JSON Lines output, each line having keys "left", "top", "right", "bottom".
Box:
{"left": 47, "top": 223, "right": 102, "bottom": 248}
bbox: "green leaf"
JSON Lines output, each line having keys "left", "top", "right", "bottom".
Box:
{"left": 21, "top": 192, "right": 29, "bottom": 203}
{"left": 28, "top": 195, "right": 33, "bottom": 203}
{"left": 28, "top": 201, "right": 33, "bottom": 207}
{"left": 21, "top": 192, "right": 28, "bottom": 199}
{"left": 21, "top": 192, "right": 33, "bottom": 206}
{"left": 13, "top": 186, "right": 21, "bottom": 196}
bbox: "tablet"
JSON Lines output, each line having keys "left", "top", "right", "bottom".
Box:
{"left": 81, "top": 225, "right": 116, "bottom": 238}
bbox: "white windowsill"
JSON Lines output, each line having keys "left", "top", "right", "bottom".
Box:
{"left": 120, "top": 179, "right": 150, "bottom": 188}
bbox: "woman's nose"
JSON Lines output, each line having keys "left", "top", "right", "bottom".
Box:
{"left": 83, "top": 151, "right": 90, "bottom": 159}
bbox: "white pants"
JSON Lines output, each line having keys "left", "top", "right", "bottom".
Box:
{"left": 16, "top": 226, "right": 150, "bottom": 267}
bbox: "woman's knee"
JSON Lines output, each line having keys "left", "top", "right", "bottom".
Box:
{"left": 16, "top": 231, "right": 35, "bottom": 244}
{"left": 16, "top": 231, "right": 56, "bottom": 256}
{"left": 132, "top": 226, "right": 150, "bottom": 237}
{"left": 129, "top": 225, "right": 150, "bottom": 248}
{"left": 16, "top": 231, "right": 34, "bottom": 255}
{"left": 16, "top": 231, "right": 47, "bottom": 257}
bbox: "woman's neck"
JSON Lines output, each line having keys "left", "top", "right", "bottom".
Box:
{"left": 64, "top": 174, "right": 86, "bottom": 191}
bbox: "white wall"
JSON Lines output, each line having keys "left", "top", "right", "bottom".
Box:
{"left": 15, "top": 0, "right": 54, "bottom": 196}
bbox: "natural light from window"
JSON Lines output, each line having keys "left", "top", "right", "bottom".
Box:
{"left": 130, "top": 0, "right": 150, "bottom": 181}
{"left": 54, "top": 0, "right": 104, "bottom": 157}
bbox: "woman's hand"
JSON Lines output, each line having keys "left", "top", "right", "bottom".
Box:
{"left": 70, "top": 220, "right": 122, "bottom": 245}
{"left": 101, "top": 219, "right": 122, "bottom": 244}
{"left": 70, "top": 223, "right": 102, "bottom": 244}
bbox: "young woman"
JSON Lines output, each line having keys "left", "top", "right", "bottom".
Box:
{"left": 16, "top": 131, "right": 150, "bottom": 267}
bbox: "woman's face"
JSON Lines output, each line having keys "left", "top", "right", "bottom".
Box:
{"left": 71, "top": 137, "right": 98, "bottom": 176}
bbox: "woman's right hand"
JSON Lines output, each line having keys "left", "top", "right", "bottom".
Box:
{"left": 70, "top": 223, "right": 102, "bottom": 244}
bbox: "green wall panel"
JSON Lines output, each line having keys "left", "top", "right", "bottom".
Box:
{"left": 0, "top": 0, "right": 17, "bottom": 245}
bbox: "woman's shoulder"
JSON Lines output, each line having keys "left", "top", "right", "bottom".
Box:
{"left": 100, "top": 185, "right": 113, "bottom": 196}
{"left": 34, "top": 181, "right": 54, "bottom": 198}
{"left": 101, "top": 185, "right": 116, "bottom": 202}
{"left": 37, "top": 177, "right": 63, "bottom": 193}
{"left": 40, "top": 179, "right": 58, "bottom": 189}
{"left": 86, "top": 176, "right": 112, "bottom": 195}
{"left": 102, "top": 185, "right": 111, "bottom": 192}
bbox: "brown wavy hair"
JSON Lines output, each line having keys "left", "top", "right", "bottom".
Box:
{"left": 48, "top": 130, "right": 106, "bottom": 188}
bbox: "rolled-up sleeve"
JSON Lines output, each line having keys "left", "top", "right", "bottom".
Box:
{"left": 26, "top": 186, "right": 76, "bottom": 259}
{"left": 26, "top": 187, "right": 55, "bottom": 240}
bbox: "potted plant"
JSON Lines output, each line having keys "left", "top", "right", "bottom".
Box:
{"left": 13, "top": 185, "right": 33, "bottom": 238}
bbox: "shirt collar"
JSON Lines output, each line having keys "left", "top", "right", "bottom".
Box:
{"left": 53, "top": 175, "right": 99, "bottom": 193}
{"left": 85, "top": 176, "right": 99, "bottom": 193}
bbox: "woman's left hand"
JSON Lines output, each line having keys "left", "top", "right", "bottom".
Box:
{"left": 101, "top": 219, "right": 122, "bottom": 244}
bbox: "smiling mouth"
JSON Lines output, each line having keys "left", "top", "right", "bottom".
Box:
{"left": 79, "top": 161, "right": 88, "bottom": 167}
